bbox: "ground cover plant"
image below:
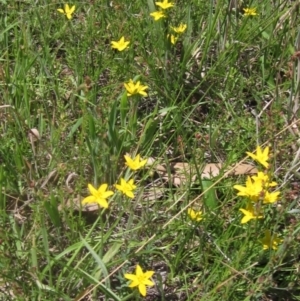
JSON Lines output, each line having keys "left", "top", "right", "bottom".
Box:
{"left": 1, "top": 0, "right": 300, "bottom": 300}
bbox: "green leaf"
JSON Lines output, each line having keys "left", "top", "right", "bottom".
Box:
{"left": 139, "top": 117, "right": 158, "bottom": 149}
{"left": 94, "top": 242, "right": 122, "bottom": 280}
{"left": 120, "top": 91, "right": 129, "bottom": 128}
{"left": 44, "top": 195, "right": 61, "bottom": 228}
{"left": 103, "top": 242, "right": 122, "bottom": 264}
{"left": 107, "top": 101, "right": 120, "bottom": 150}
{"left": 201, "top": 179, "right": 218, "bottom": 210}
{"left": 80, "top": 235, "right": 109, "bottom": 286}
{"left": 67, "top": 117, "right": 82, "bottom": 139}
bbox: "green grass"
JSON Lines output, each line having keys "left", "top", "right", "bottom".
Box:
{"left": 1, "top": 0, "right": 300, "bottom": 300}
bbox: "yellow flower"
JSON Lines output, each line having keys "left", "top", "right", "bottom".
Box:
{"left": 243, "top": 7, "right": 258, "bottom": 16}
{"left": 251, "top": 172, "right": 277, "bottom": 188}
{"left": 260, "top": 230, "right": 282, "bottom": 250}
{"left": 187, "top": 208, "right": 203, "bottom": 221}
{"left": 111, "top": 36, "right": 130, "bottom": 51}
{"left": 234, "top": 176, "right": 263, "bottom": 201}
{"left": 124, "top": 154, "right": 147, "bottom": 171}
{"left": 82, "top": 184, "right": 114, "bottom": 208}
{"left": 171, "top": 23, "right": 187, "bottom": 34}
{"left": 155, "top": 0, "right": 174, "bottom": 9}
{"left": 168, "top": 34, "right": 178, "bottom": 45}
{"left": 246, "top": 146, "right": 270, "bottom": 168}
{"left": 57, "top": 4, "right": 75, "bottom": 20}
{"left": 263, "top": 191, "right": 280, "bottom": 204}
{"left": 239, "top": 202, "right": 263, "bottom": 224}
{"left": 124, "top": 265, "right": 155, "bottom": 297}
{"left": 115, "top": 178, "right": 136, "bottom": 199}
{"left": 124, "top": 79, "right": 148, "bottom": 97}
{"left": 150, "top": 11, "right": 166, "bottom": 21}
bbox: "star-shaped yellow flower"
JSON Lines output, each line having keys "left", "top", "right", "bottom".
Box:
{"left": 187, "top": 208, "right": 203, "bottom": 221}
{"left": 246, "top": 146, "right": 270, "bottom": 168}
{"left": 124, "top": 154, "right": 147, "bottom": 171}
{"left": 263, "top": 191, "right": 280, "bottom": 204}
{"left": 155, "top": 0, "right": 174, "bottom": 9}
{"left": 115, "top": 178, "right": 136, "bottom": 199}
{"left": 171, "top": 23, "right": 187, "bottom": 34}
{"left": 243, "top": 7, "right": 258, "bottom": 16}
{"left": 150, "top": 11, "right": 166, "bottom": 21}
{"left": 57, "top": 4, "right": 75, "bottom": 20}
{"left": 124, "top": 79, "right": 148, "bottom": 97}
{"left": 82, "top": 183, "right": 114, "bottom": 208}
{"left": 234, "top": 176, "right": 263, "bottom": 201}
{"left": 251, "top": 172, "right": 277, "bottom": 188}
{"left": 239, "top": 202, "right": 263, "bottom": 224}
{"left": 168, "top": 34, "right": 178, "bottom": 45}
{"left": 111, "top": 36, "right": 130, "bottom": 51}
{"left": 260, "top": 230, "right": 282, "bottom": 250}
{"left": 124, "top": 265, "right": 155, "bottom": 297}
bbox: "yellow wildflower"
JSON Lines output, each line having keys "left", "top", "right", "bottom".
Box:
{"left": 239, "top": 202, "right": 263, "bottom": 224}
{"left": 124, "top": 79, "right": 148, "bottom": 97}
{"left": 124, "top": 154, "right": 147, "bottom": 171}
{"left": 111, "top": 36, "right": 130, "bottom": 51}
{"left": 82, "top": 184, "right": 114, "bottom": 208}
{"left": 150, "top": 11, "right": 166, "bottom": 21}
{"left": 234, "top": 176, "right": 263, "bottom": 201}
{"left": 187, "top": 208, "right": 203, "bottom": 221}
{"left": 168, "top": 34, "right": 178, "bottom": 45}
{"left": 263, "top": 191, "right": 280, "bottom": 204}
{"left": 246, "top": 146, "right": 270, "bottom": 168}
{"left": 124, "top": 265, "right": 155, "bottom": 297}
{"left": 260, "top": 230, "right": 282, "bottom": 250}
{"left": 115, "top": 178, "right": 136, "bottom": 199}
{"left": 171, "top": 23, "right": 187, "bottom": 33}
{"left": 57, "top": 4, "right": 75, "bottom": 20}
{"left": 155, "top": 0, "right": 174, "bottom": 9}
{"left": 243, "top": 7, "right": 258, "bottom": 16}
{"left": 251, "top": 172, "right": 277, "bottom": 188}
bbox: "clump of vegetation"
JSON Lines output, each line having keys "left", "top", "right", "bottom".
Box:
{"left": 1, "top": 0, "right": 300, "bottom": 300}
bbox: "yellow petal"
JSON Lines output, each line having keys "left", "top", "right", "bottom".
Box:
{"left": 136, "top": 265, "right": 143, "bottom": 276}
{"left": 88, "top": 184, "right": 98, "bottom": 196}
{"left": 115, "top": 184, "right": 122, "bottom": 191}
{"left": 124, "top": 154, "right": 133, "bottom": 163}
{"left": 69, "top": 5, "right": 75, "bottom": 14}
{"left": 138, "top": 284, "right": 147, "bottom": 297}
{"left": 143, "top": 279, "right": 155, "bottom": 286}
{"left": 102, "top": 191, "right": 114, "bottom": 198}
{"left": 95, "top": 198, "right": 109, "bottom": 208}
{"left": 233, "top": 185, "right": 247, "bottom": 194}
{"left": 128, "top": 281, "right": 139, "bottom": 288}
{"left": 241, "top": 215, "right": 252, "bottom": 224}
{"left": 128, "top": 179, "right": 134, "bottom": 185}
{"left": 124, "top": 273, "right": 137, "bottom": 281}
{"left": 144, "top": 271, "right": 154, "bottom": 278}
{"left": 239, "top": 208, "right": 251, "bottom": 215}
{"left": 82, "top": 195, "right": 96, "bottom": 204}
{"left": 139, "top": 90, "right": 148, "bottom": 97}
{"left": 125, "top": 191, "right": 134, "bottom": 198}
{"left": 262, "top": 146, "right": 269, "bottom": 157}
{"left": 187, "top": 208, "right": 194, "bottom": 216}
{"left": 98, "top": 183, "right": 108, "bottom": 193}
